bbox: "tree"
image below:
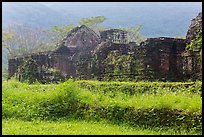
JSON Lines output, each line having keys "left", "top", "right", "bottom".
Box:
{"left": 2, "top": 24, "right": 55, "bottom": 59}
{"left": 2, "top": 29, "right": 19, "bottom": 58}
{"left": 50, "top": 16, "right": 107, "bottom": 44}
{"left": 79, "top": 16, "right": 106, "bottom": 29}
{"left": 118, "top": 25, "right": 146, "bottom": 44}
{"left": 50, "top": 24, "right": 75, "bottom": 46}
{"left": 80, "top": 16, "right": 107, "bottom": 35}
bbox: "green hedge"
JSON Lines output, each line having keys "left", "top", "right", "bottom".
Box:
{"left": 76, "top": 80, "right": 202, "bottom": 95}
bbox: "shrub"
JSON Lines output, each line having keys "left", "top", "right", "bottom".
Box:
{"left": 20, "top": 58, "right": 39, "bottom": 84}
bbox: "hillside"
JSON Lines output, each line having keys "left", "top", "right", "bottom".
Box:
{"left": 2, "top": 2, "right": 72, "bottom": 28}
{"left": 2, "top": 2, "right": 202, "bottom": 37}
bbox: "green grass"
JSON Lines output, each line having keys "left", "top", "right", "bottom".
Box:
{"left": 2, "top": 79, "right": 202, "bottom": 135}
{"left": 2, "top": 118, "right": 199, "bottom": 135}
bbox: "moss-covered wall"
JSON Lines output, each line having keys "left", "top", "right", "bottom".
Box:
{"left": 8, "top": 37, "right": 201, "bottom": 82}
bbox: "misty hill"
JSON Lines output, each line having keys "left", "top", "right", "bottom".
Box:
{"left": 2, "top": 2, "right": 202, "bottom": 38}
{"left": 2, "top": 2, "right": 72, "bottom": 28}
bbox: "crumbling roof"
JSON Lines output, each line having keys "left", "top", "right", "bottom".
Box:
{"left": 61, "top": 25, "right": 100, "bottom": 47}
{"left": 147, "top": 37, "right": 186, "bottom": 43}
{"left": 186, "top": 12, "right": 202, "bottom": 42}
{"left": 66, "top": 25, "right": 100, "bottom": 38}
{"left": 100, "top": 29, "right": 128, "bottom": 34}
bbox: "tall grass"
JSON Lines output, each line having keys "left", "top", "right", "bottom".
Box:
{"left": 2, "top": 79, "right": 202, "bottom": 134}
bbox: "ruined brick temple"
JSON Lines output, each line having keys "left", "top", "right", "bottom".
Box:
{"left": 8, "top": 12, "right": 202, "bottom": 82}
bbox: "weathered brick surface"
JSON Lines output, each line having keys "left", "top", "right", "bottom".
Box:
{"left": 186, "top": 12, "right": 202, "bottom": 43}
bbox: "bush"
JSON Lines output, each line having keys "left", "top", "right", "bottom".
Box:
{"left": 40, "top": 68, "right": 66, "bottom": 84}
{"left": 20, "top": 58, "right": 39, "bottom": 84}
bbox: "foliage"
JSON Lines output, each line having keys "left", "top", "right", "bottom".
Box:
{"left": 2, "top": 79, "right": 202, "bottom": 134}
{"left": 79, "top": 16, "right": 106, "bottom": 28}
{"left": 20, "top": 58, "right": 39, "bottom": 84}
{"left": 184, "top": 30, "right": 202, "bottom": 81}
{"left": 51, "top": 24, "right": 75, "bottom": 46}
{"left": 104, "top": 51, "right": 132, "bottom": 81}
{"left": 50, "top": 16, "right": 107, "bottom": 43}
{"left": 40, "top": 68, "right": 66, "bottom": 84}
{"left": 174, "top": 36, "right": 185, "bottom": 39}
{"left": 2, "top": 29, "right": 25, "bottom": 59}
{"left": 118, "top": 25, "right": 146, "bottom": 44}
{"left": 101, "top": 47, "right": 158, "bottom": 81}
{"left": 186, "top": 30, "right": 202, "bottom": 51}
{"left": 2, "top": 66, "right": 8, "bottom": 81}
{"left": 2, "top": 24, "right": 55, "bottom": 59}
{"left": 18, "top": 58, "right": 65, "bottom": 84}
{"left": 76, "top": 80, "right": 202, "bottom": 96}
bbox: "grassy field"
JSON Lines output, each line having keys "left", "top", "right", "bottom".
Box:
{"left": 2, "top": 79, "right": 202, "bottom": 135}
{"left": 2, "top": 118, "right": 198, "bottom": 135}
